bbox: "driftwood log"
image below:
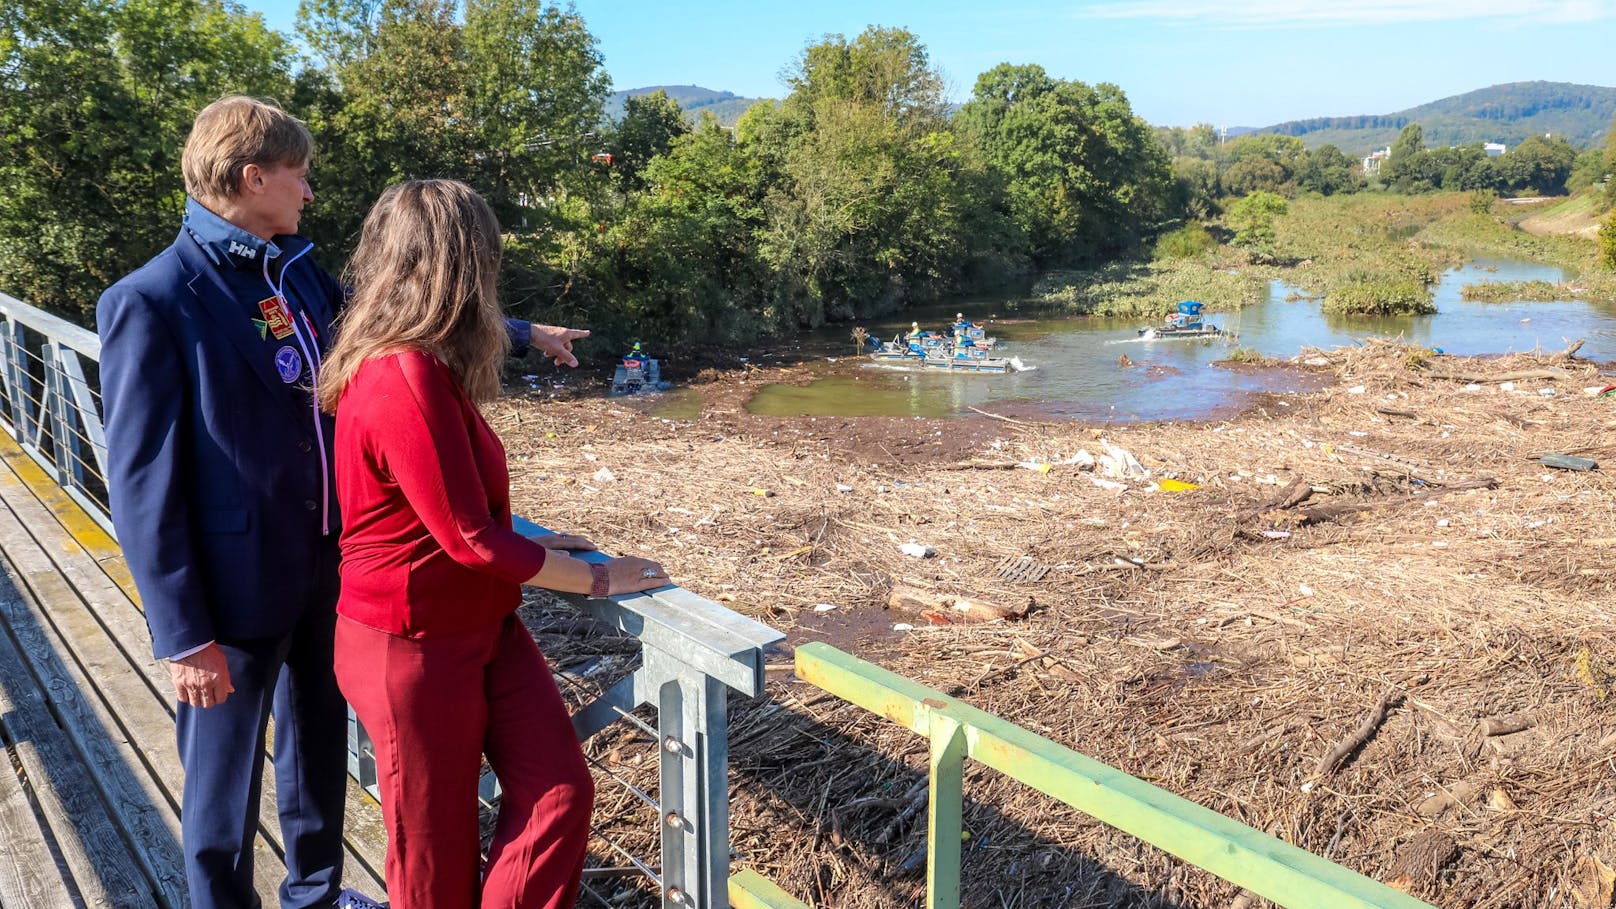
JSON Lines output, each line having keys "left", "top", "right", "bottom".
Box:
{"left": 1422, "top": 367, "right": 1569, "bottom": 384}
{"left": 887, "top": 584, "right": 1025, "bottom": 624}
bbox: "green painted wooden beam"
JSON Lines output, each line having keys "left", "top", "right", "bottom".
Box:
{"left": 795, "top": 641, "right": 1435, "bottom": 909}
{"left": 728, "top": 868, "right": 811, "bottom": 909}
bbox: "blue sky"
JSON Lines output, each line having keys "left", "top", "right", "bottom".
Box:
{"left": 252, "top": 0, "right": 1616, "bottom": 127}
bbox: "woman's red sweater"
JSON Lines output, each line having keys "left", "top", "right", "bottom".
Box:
{"left": 334, "top": 350, "right": 547, "bottom": 637}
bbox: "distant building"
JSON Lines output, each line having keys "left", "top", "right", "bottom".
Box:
{"left": 1484, "top": 142, "right": 1506, "bottom": 156}
{"left": 1361, "top": 147, "right": 1391, "bottom": 174}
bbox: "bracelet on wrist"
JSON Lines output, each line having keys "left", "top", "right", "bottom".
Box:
{"left": 588, "top": 562, "right": 611, "bottom": 598}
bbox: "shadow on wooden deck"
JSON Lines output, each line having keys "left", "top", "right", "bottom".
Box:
{"left": 0, "top": 433, "right": 386, "bottom": 907}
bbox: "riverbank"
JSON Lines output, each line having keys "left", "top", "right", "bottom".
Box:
{"left": 1033, "top": 191, "right": 1616, "bottom": 318}
{"left": 501, "top": 341, "right": 1616, "bottom": 908}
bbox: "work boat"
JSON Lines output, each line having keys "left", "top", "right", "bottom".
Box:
{"left": 919, "top": 353, "right": 1015, "bottom": 373}
{"left": 868, "top": 341, "right": 1020, "bottom": 373}
{"left": 871, "top": 333, "right": 948, "bottom": 362}
{"left": 610, "top": 355, "right": 664, "bottom": 395}
{"left": 1139, "top": 300, "right": 1231, "bottom": 340}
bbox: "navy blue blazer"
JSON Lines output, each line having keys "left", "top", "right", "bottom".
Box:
{"left": 99, "top": 231, "right": 343, "bottom": 657}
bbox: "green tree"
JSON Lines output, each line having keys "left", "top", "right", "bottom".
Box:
{"left": 1172, "top": 157, "right": 1219, "bottom": 219}
{"left": 1221, "top": 156, "right": 1289, "bottom": 196}
{"left": 1155, "top": 124, "right": 1217, "bottom": 160}
{"left": 785, "top": 25, "right": 945, "bottom": 124}
{"left": 295, "top": 0, "right": 469, "bottom": 255}
{"left": 1601, "top": 208, "right": 1616, "bottom": 270}
{"left": 1604, "top": 109, "right": 1616, "bottom": 175}
{"left": 0, "top": 0, "right": 294, "bottom": 316}
{"left": 1567, "top": 147, "right": 1606, "bottom": 194}
{"left": 1295, "top": 144, "right": 1362, "bottom": 196}
{"left": 1427, "top": 144, "right": 1496, "bottom": 192}
{"left": 1226, "top": 190, "right": 1287, "bottom": 255}
{"left": 1604, "top": 110, "right": 1616, "bottom": 205}
{"left": 586, "top": 114, "right": 773, "bottom": 346}
{"left": 294, "top": 0, "right": 607, "bottom": 262}
{"left": 956, "top": 62, "right": 1172, "bottom": 264}
{"left": 1382, "top": 123, "right": 1429, "bottom": 192}
{"left": 462, "top": 0, "right": 607, "bottom": 219}
{"left": 746, "top": 27, "right": 991, "bottom": 322}
{"left": 1213, "top": 134, "right": 1305, "bottom": 197}
{"left": 609, "top": 89, "right": 689, "bottom": 191}
{"left": 1495, "top": 135, "right": 1577, "bottom": 195}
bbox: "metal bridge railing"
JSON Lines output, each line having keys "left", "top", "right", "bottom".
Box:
{"left": 0, "top": 289, "right": 788, "bottom": 909}
{"left": 790, "top": 642, "right": 1435, "bottom": 909}
{"left": 0, "top": 293, "right": 111, "bottom": 535}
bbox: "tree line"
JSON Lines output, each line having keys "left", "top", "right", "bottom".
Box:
{"left": 3, "top": 0, "right": 1613, "bottom": 353}
{"left": 1157, "top": 118, "right": 1616, "bottom": 213}
{"left": 0, "top": 0, "right": 1173, "bottom": 351}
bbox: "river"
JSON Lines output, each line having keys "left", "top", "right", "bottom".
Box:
{"left": 663, "top": 258, "right": 1616, "bottom": 422}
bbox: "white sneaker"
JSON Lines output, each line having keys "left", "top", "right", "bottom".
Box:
{"left": 337, "top": 889, "right": 388, "bottom": 909}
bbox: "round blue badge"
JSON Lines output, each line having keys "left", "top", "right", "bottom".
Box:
{"left": 274, "top": 346, "right": 303, "bottom": 383}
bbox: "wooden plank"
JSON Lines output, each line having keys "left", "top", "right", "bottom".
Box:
{"left": 0, "top": 442, "right": 137, "bottom": 607}
{"left": 0, "top": 586, "right": 154, "bottom": 906}
{"left": 0, "top": 438, "right": 386, "bottom": 895}
{"left": 0, "top": 746, "right": 77, "bottom": 909}
{"left": 339, "top": 781, "right": 388, "bottom": 893}
{"left": 0, "top": 511, "right": 190, "bottom": 905}
{"left": 0, "top": 468, "right": 279, "bottom": 900}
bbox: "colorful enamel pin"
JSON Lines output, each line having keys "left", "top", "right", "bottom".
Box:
{"left": 274, "top": 346, "right": 303, "bottom": 383}
{"left": 259, "top": 296, "right": 295, "bottom": 340}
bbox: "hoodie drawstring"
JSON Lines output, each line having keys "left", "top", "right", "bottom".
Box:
{"left": 263, "top": 247, "right": 331, "bottom": 536}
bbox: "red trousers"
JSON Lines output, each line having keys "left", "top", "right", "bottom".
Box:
{"left": 336, "top": 614, "right": 593, "bottom": 909}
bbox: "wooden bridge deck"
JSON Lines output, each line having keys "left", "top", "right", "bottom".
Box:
{"left": 0, "top": 433, "right": 387, "bottom": 907}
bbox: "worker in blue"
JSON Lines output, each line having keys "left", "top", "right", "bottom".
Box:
{"left": 95, "top": 96, "right": 588, "bottom": 909}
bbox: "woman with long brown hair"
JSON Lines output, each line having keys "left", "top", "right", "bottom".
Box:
{"left": 320, "top": 179, "right": 668, "bottom": 908}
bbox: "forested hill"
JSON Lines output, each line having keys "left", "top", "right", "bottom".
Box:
{"left": 1250, "top": 82, "right": 1616, "bottom": 153}
{"left": 606, "top": 85, "right": 769, "bottom": 125}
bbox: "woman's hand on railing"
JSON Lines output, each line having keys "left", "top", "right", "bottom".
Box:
{"left": 520, "top": 526, "right": 597, "bottom": 551}
{"left": 606, "top": 556, "right": 669, "bottom": 595}
{"left": 539, "top": 533, "right": 597, "bottom": 552}
{"left": 524, "top": 550, "right": 668, "bottom": 596}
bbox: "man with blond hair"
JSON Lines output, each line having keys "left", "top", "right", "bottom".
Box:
{"left": 98, "top": 96, "right": 586, "bottom": 908}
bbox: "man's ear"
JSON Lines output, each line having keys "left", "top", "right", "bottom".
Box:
{"left": 239, "top": 162, "right": 266, "bottom": 196}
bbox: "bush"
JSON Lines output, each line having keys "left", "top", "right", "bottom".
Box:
{"left": 1227, "top": 191, "right": 1289, "bottom": 252}
{"left": 1460, "top": 280, "right": 1563, "bottom": 302}
{"left": 1152, "top": 223, "right": 1216, "bottom": 260}
{"left": 1033, "top": 259, "right": 1266, "bottom": 317}
{"left": 1602, "top": 209, "right": 1616, "bottom": 271}
{"left": 1322, "top": 279, "right": 1435, "bottom": 315}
